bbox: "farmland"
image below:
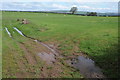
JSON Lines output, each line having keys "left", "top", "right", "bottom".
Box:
{"left": 2, "top": 11, "right": 118, "bottom": 78}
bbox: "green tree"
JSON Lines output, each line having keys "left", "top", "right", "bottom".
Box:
{"left": 70, "top": 7, "right": 78, "bottom": 14}
{"left": 86, "top": 12, "right": 97, "bottom": 16}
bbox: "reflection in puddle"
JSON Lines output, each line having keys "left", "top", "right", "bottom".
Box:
{"left": 13, "top": 27, "right": 25, "bottom": 37}
{"left": 13, "top": 27, "right": 58, "bottom": 55}
{"left": 5, "top": 27, "right": 12, "bottom": 37}
{"left": 12, "top": 27, "right": 58, "bottom": 64}
{"left": 69, "top": 56, "right": 105, "bottom": 78}
{"left": 11, "top": 27, "right": 105, "bottom": 78}
{"left": 39, "top": 42, "right": 58, "bottom": 56}
{"left": 33, "top": 39, "right": 58, "bottom": 56}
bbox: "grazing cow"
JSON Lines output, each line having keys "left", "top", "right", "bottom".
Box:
{"left": 22, "top": 19, "right": 25, "bottom": 21}
{"left": 22, "top": 19, "right": 29, "bottom": 24}
{"left": 17, "top": 19, "right": 20, "bottom": 21}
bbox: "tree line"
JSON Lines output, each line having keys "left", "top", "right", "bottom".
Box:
{"left": 70, "top": 7, "right": 97, "bottom": 16}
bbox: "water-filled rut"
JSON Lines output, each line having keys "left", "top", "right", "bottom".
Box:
{"left": 68, "top": 56, "right": 105, "bottom": 78}
{"left": 11, "top": 27, "right": 105, "bottom": 78}
{"left": 13, "top": 27, "right": 58, "bottom": 64}
{"left": 5, "top": 27, "right": 12, "bottom": 37}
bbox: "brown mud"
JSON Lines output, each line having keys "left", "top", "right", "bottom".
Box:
{"left": 13, "top": 27, "right": 106, "bottom": 78}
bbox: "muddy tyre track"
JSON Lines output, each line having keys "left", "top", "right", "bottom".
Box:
{"left": 12, "top": 37, "right": 63, "bottom": 78}
{"left": 19, "top": 42, "right": 37, "bottom": 65}
{"left": 12, "top": 27, "right": 105, "bottom": 78}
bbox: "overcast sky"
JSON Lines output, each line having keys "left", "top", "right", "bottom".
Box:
{"left": 1, "top": 0, "right": 119, "bottom": 13}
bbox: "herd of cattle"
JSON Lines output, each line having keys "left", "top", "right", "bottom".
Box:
{"left": 17, "top": 19, "right": 29, "bottom": 24}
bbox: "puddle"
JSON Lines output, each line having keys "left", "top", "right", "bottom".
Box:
{"left": 39, "top": 42, "right": 58, "bottom": 56}
{"left": 38, "top": 52, "right": 56, "bottom": 64}
{"left": 12, "top": 27, "right": 58, "bottom": 56}
{"left": 12, "top": 27, "right": 57, "bottom": 55}
{"left": 33, "top": 40, "right": 58, "bottom": 56}
{"left": 12, "top": 28, "right": 58, "bottom": 64}
{"left": 13, "top": 27, "right": 25, "bottom": 37}
{"left": 68, "top": 56, "right": 105, "bottom": 78}
{"left": 9, "top": 27, "right": 106, "bottom": 78}
{"left": 5, "top": 27, "right": 12, "bottom": 37}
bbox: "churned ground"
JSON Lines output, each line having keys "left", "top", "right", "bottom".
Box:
{"left": 2, "top": 11, "right": 118, "bottom": 78}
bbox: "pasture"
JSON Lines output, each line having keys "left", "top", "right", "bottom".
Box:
{"left": 2, "top": 11, "right": 118, "bottom": 78}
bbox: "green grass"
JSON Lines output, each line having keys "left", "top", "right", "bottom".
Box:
{"left": 0, "top": 11, "right": 2, "bottom": 79}
{"left": 2, "top": 11, "right": 118, "bottom": 78}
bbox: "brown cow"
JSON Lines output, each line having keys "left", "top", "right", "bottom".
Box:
{"left": 17, "top": 19, "right": 20, "bottom": 21}
{"left": 21, "top": 19, "right": 29, "bottom": 24}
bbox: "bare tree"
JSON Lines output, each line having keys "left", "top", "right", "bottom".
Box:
{"left": 70, "top": 7, "right": 78, "bottom": 14}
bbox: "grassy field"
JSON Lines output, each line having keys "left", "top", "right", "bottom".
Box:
{"left": 2, "top": 11, "right": 118, "bottom": 78}
{"left": 0, "top": 11, "right": 2, "bottom": 79}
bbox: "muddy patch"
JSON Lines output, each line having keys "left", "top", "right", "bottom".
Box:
{"left": 38, "top": 42, "right": 58, "bottom": 56}
{"left": 11, "top": 27, "right": 106, "bottom": 78}
{"left": 67, "top": 56, "right": 105, "bottom": 78}
{"left": 19, "top": 43, "right": 37, "bottom": 65}
{"left": 13, "top": 27, "right": 58, "bottom": 56}
{"left": 38, "top": 52, "right": 56, "bottom": 64}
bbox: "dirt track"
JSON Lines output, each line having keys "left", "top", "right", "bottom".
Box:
{"left": 7, "top": 27, "right": 105, "bottom": 78}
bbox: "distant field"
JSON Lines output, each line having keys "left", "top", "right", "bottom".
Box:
{"left": 0, "top": 11, "right": 2, "bottom": 79}
{"left": 2, "top": 11, "right": 118, "bottom": 78}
